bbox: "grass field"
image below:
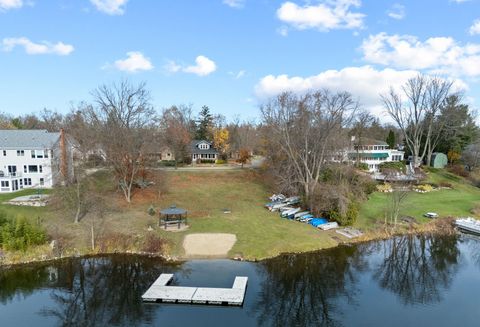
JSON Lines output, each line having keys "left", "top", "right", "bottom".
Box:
{"left": 1, "top": 168, "right": 479, "bottom": 263}
{"left": 357, "top": 168, "right": 480, "bottom": 229}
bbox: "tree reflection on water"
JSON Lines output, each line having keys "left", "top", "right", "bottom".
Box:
{"left": 371, "top": 234, "right": 460, "bottom": 305}
{"left": 39, "top": 255, "right": 183, "bottom": 326}
{"left": 255, "top": 245, "right": 368, "bottom": 327}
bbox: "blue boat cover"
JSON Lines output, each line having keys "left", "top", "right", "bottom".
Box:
{"left": 309, "top": 218, "right": 328, "bottom": 227}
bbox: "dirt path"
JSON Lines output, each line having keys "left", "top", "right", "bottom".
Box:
{"left": 183, "top": 233, "right": 237, "bottom": 257}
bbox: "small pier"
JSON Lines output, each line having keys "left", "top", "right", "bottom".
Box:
{"left": 142, "top": 273, "right": 248, "bottom": 306}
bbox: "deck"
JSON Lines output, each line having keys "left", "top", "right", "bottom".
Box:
{"left": 142, "top": 273, "right": 248, "bottom": 306}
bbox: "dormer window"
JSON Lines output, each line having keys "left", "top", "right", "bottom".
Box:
{"left": 199, "top": 143, "right": 209, "bottom": 150}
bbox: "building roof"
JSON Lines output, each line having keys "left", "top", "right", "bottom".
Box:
{"left": 354, "top": 137, "right": 388, "bottom": 146}
{"left": 160, "top": 205, "right": 187, "bottom": 216}
{"left": 190, "top": 139, "right": 219, "bottom": 154}
{"left": 0, "top": 129, "right": 60, "bottom": 149}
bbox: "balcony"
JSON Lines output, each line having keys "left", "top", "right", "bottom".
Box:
{"left": 0, "top": 171, "right": 22, "bottom": 178}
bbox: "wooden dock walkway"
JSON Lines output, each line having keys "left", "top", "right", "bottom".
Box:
{"left": 142, "top": 273, "right": 248, "bottom": 306}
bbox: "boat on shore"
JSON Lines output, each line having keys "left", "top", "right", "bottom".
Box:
{"left": 455, "top": 217, "right": 480, "bottom": 235}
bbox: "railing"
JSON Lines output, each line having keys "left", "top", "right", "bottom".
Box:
{"left": 0, "top": 172, "right": 22, "bottom": 178}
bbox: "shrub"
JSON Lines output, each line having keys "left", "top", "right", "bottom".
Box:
{"left": 379, "top": 161, "right": 405, "bottom": 173}
{"left": 0, "top": 217, "right": 47, "bottom": 251}
{"left": 198, "top": 159, "right": 215, "bottom": 164}
{"left": 448, "top": 165, "right": 469, "bottom": 178}
{"left": 355, "top": 162, "right": 369, "bottom": 171}
{"left": 141, "top": 234, "right": 166, "bottom": 253}
{"left": 148, "top": 205, "right": 156, "bottom": 216}
{"left": 215, "top": 159, "right": 226, "bottom": 165}
{"left": 97, "top": 232, "right": 134, "bottom": 252}
{"left": 329, "top": 202, "right": 358, "bottom": 226}
{"left": 376, "top": 183, "right": 393, "bottom": 193}
{"left": 159, "top": 160, "right": 177, "bottom": 167}
{"left": 415, "top": 184, "right": 433, "bottom": 193}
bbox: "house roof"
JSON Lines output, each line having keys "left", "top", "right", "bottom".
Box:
{"left": 0, "top": 129, "right": 60, "bottom": 149}
{"left": 190, "top": 139, "right": 219, "bottom": 154}
{"left": 355, "top": 137, "right": 388, "bottom": 146}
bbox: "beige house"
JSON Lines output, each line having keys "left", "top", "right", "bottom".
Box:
{"left": 160, "top": 147, "right": 175, "bottom": 161}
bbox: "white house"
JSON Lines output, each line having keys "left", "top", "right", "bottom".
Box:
{"left": 0, "top": 129, "right": 74, "bottom": 192}
{"left": 191, "top": 140, "right": 219, "bottom": 162}
{"left": 348, "top": 137, "right": 404, "bottom": 172}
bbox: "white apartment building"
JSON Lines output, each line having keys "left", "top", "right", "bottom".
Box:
{"left": 0, "top": 129, "right": 73, "bottom": 192}
{"left": 348, "top": 137, "right": 404, "bottom": 172}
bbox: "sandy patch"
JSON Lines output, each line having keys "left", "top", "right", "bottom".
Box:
{"left": 183, "top": 233, "right": 237, "bottom": 257}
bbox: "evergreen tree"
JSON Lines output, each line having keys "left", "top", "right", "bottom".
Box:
{"left": 386, "top": 130, "right": 395, "bottom": 149}
{"left": 195, "top": 105, "right": 213, "bottom": 140}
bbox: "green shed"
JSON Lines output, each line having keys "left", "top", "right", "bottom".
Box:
{"left": 430, "top": 152, "right": 448, "bottom": 168}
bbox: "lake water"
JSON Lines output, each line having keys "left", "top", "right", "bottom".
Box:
{"left": 1, "top": 234, "right": 480, "bottom": 327}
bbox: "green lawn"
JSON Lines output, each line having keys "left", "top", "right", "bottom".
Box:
{"left": 357, "top": 169, "right": 480, "bottom": 230}
{"left": 0, "top": 188, "right": 51, "bottom": 218}
{"left": 152, "top": 171, "right": 338, "bottom": 260}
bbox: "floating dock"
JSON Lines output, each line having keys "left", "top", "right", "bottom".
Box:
{"left": 142, "top": 273, "right": 248, "bottom": 306}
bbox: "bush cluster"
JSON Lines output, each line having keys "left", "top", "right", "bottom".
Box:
{"left": 415, "top": 184, "right": 434, "bottom": 193}
{"left": 0, "top": 213, "right": 46, "bottom": 251}
{"left": 329, "top": 202, "right": 359, "bottom": 226}
{"left": 215, "top": 159, "right": 227, "bottom": 165}
{"left": 354, "top": 162, "right": 369, "bottom": 171}
{"left": 379, "top": 161, "right": 406, "bottom": 173}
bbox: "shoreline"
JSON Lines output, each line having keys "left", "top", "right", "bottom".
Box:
{"left": 0, "top": 218, "right": 457, "bottom": 269}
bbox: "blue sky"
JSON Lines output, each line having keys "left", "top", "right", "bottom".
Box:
{"left": 1, "top": 0, "right": 480, "bottom": 121}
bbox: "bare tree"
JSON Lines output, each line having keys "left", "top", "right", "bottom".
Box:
{"left": 88, "top": 80, "right": 156, "bottom": 203}
{"left": 159, "top": 105, "right": 193, "bottom": 168}
{"left": 386, "top": 187, "right": 409, "bottom": 228}
{"left": 261, "top": 90, "right": 357, "bottom": 202}
{"left": 382, "top": 75, "right": 452, "bottom": 167}
{"left": 463, "top": 141, "right": 480, "bottom": 171}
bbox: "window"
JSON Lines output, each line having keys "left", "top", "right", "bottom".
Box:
{"left": 39, "top": 178, "right": 44, "bottom": 186}
{"left": 24, "top": 178, "right": 32, "bottom": 186}
{"left": 35, "top": 150, "right": 44, "bottom": 158}
{"left": 23, "top": 165, "right": 27, "bottom": 173}
{"left": 28, "top": 165, "right": 38, "bottom": 173}
{"left": 31, "top": 150, "right": 35, "bottom": 158}
{"left": 39, "top": 165, "right": 43, "bottom": 173}
{"left": 17, "top": 150, "right": 24, "bottom": 156}
{"left": 2, "top": 150, "right": 5, "bottom": 156}
{"left": 1, "top": 181, "right": 9, "bottom": 187}
{"left": 44, "top": 150, "right": 49, "bottom": 158}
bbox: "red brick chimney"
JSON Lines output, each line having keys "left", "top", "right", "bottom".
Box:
{"left": 60, "top": 128, "right": 67, "bottom": 183}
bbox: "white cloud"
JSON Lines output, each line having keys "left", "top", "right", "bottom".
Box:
{"left": 387, "top": 3, "right": 405, "bottom": 20}
{"left": 90, "top": 0, "right": 127, "bottom": 15}
{"left": 451, "top": 0, "right": 470, "bottom": 3}
{"left": 255, "top": 66, "right": 467, "bottom": 118}
{"left": 113, "top": 51, "right": 153, "bottom": 73}
{"left": 167, "top": 55, "right": 217, "bottom": 76}
{"left": 276, "top": 0, "right": 365, "bottom": 32}
{"left": 0, "top": 0, "right": 22, "bottom": 11}
{"left": 2, "top": 37, "right": 74, "bottom": 55}
{"left": 256, "top": 66, "right": 418, "bottom": 106}
{"left": 361, "top": 32, "right": 480, "bottom": 76}
{"left": 184, "top": 56, "right": 217, "bottom": 76}
{"left": 470, "top": 19, "right": 480, "bottom": 35}
{"left": 223, "top": 0, "right": 245, "bottom": 8}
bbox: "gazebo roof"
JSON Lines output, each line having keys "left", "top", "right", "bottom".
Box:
{"left": 160, "top": 205, "right": 187, "bottom": 216}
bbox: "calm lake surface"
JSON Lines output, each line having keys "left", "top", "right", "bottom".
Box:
{"left": 1, "top": 234, "right": 480, "bottom": 327}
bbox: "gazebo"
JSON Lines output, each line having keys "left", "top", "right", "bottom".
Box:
{"left": 159, "top": 205, "right": 188, "bottom": 230}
